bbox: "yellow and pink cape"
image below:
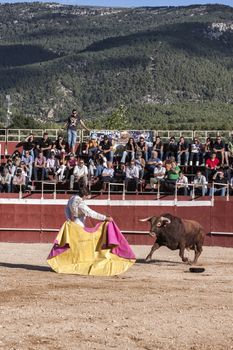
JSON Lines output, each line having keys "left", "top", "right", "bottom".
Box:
{"left": 47, "top": 220, "right": 135, "bottom": 276}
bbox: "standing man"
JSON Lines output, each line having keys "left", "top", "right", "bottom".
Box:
{"left": 65, "top": 109, "right": 90, "bottom": 154}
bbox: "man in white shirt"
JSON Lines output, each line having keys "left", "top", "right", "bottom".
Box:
{"left": 191, "top": 170, "right": 208, "bottom": 197}
{"left": 70, "top": 159, "right": 88, "bottom": 190}
{"left": 125, "top": 160, "right": 139, "bottom": 191}
{"left": 150, "top": 161, "right": 166, "bottom": 189}
{"left": 177, "top": 172, "right": 189, "bottom": 196}
{"left": 101, "top": 161, "right": 114, "bottom": 191}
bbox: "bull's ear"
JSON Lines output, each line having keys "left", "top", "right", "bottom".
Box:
{"left": 139, "top": 216, "right": 154, "bottom": 222}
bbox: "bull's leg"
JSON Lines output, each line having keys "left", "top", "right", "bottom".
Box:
{"left": 145, "top": 243, "right": 160, "bottom": 262}
{"left": 193, "top": 243, "right": 203, "bottom": 264}
{"left": 179, "top": 245, "right": 191, "bottom": 264}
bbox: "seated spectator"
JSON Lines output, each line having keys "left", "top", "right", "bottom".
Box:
{"left": 225, "top": 134, "right": 233, "bottom": 167}
{"left": 146, "top": 150, "right": 161, "bottom": 174}
{"left": 101, "top": 161, "right": 114, "bottom": 191}
{"left": 12, "top": 168, "right": 26, "bottom": 193}
{"left": 70, "top": 158, "right": 88, "bottom": 190}
{"left": 150, "top": 160, "right": 166, "bottom": 189}
{"left": 164, "top": 137, "right": 178, "bottom": 161}
{"left": 5, "top": 158, "right": 16, "bottom": 179}
{"left": 34, "top": 151, "right": 46, "bottom": 181}
{"left": 190, "top": 170, "right": 208, "bottom": 197}
{"left": 209, "top": 169, "right": 228, "bottom": 196}
{"left": 55, "top": 135, "right": 67, "bottom": 156}
{"left": 39, "top": 132, "right": 52, "bottom": 159}
{"left": 137, "top": 135, "right": 148, "bottom": 162}
{"left": 0, "top": 168, "right": 12, "bottom": 193}
{"left": 125, "top": 160, "right": 140, "bottom": 191}
{"left": 189, "top": 137, "right": 202, "bottom": 166}
{"left": 87, "top": 133, "right": 99, "bottom": 159}
{"left": 94, "top": 153, "right": 107, "bottom": 179}
{"left": 22, "top": 133, "right": 36, "bottom": 161}
{"left": 205, "top": 152, "right": 220, "bottom": 182}
{"left": 152, "top": 136, "right": 163, "bottom": 161}
{"left": 65, "top": 153, "right": 77, "bottom": 181}
{"left": 21, "top": 150, "right": 33, "bottom": 181}
{"left": 203, "top": 137, "right": 213, "bottom": 163}
{"left": 113, "top": 163, "right": 126, "bottom": 184}
{"left": 213, "top": 136, "right": 225, "bottom": 165}
{"left": 55, "top": 159, "right": 67, "bottom": 182}
{"left": 46, "top": 151, "right": 60, "bottom": 179}
{"left": 177, "top": 172, "right": 189, "bottom": 196}
{"left": 98, "top": 135, "right": 114, "bottom": 162}
{"left": 177, "top": 136, "right": 189, "bottom": 166}
{"left": 18, "top": 161, "right": 30, "bottom": 189}
{"left": 162, "top": 160, "right": 180, "bottom": 193}
{"left": 12, "top": 151, "right": 21, "bottom": 168}
{"left": 135, "top": 151, "right": 146, "bottom": 180}
{"left": 121, "top": 137, "right": 137, "bottom": 164}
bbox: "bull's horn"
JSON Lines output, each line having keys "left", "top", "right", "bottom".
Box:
{"left": 139, "top": 216, "right": 154, "bottom": 222}
{"left": 160, "top": 216, "right": 171, "bottom": 224}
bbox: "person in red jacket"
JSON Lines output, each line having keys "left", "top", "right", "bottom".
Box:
{"left": 205, "top": 152, "right": 220, "bottom": 182}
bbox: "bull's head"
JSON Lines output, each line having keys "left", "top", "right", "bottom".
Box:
{"left": 140, "top": 216, "right": 171, "bottom": 237}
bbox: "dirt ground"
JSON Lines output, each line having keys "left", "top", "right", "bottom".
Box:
{"left": 0, "top": 244, "right": 232, "bottom": 350}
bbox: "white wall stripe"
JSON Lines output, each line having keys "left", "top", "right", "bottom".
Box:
{"left": 0, "top": 198, "right": 212, "bottom": 207}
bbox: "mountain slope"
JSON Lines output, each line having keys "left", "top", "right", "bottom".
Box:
{"left": 0, "top": 3, "right": 233, "bottom": 129}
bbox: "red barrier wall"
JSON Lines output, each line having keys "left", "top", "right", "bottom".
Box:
{"left": 0, "top": 198, "right": 232, "bottom": 246}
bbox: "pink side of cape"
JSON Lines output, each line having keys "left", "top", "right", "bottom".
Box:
{"left": 107, "top": 221, "right": 136, "bottom": 260}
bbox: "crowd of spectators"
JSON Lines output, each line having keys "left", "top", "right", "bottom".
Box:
{"left": 0, "top": 131, "right": 233, "bottom": 196}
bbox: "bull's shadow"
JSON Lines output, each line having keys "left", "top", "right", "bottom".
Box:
{"left": 0, "top": 262, "right": 51, "bottom": 272}
{"left": 136, "top": 259, "right": 183, "bottom": 266}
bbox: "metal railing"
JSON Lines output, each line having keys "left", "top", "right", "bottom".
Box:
{"left": 0, "top": 128, "right": 232, "bottom": 144}
{"left": 107, "top": 182, "right": 125, "bottom": 201}
{"left": 210, "top": 182, "right": 229, "bottom": 204}
{"left": 4, "top": 179, "right": 231, "bottom": 204}
{"left": 41, "top": 181, "right": 57, "bottom": 200}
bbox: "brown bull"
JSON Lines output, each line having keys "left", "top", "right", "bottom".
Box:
{"left": 140, "top": 213, "right": 205, "bottom": 264}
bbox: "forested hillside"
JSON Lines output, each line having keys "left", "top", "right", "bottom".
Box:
{"left": 0, "top": 2, "right": 233, "bottom": 129}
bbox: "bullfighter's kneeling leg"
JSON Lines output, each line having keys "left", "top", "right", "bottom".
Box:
{"left": 145, "top": 243, "right": 160, "bottom": 262}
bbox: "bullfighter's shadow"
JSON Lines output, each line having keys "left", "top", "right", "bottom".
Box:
{"left": 136, "top": 259, "right": 183, "bottom": 266}
{"left": 0, "top": 262, "right": 51, "bottom": 272}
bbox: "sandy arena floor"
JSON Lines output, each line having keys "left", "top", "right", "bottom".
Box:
{"left": 0, "top": 243, "right": 232, "bottom": 350}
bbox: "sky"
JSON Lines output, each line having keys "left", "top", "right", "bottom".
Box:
{"left": 1, "top": 0, "right": 233, "bottom": 7}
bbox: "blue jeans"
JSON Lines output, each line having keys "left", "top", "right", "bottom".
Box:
{"left": 209, "top": 187, "right": 226, "bottom": 196}
{"left": 67, "top": 129, "right": 77, "bottom": 148}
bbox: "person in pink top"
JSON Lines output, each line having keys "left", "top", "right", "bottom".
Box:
{"left": 34, "top": 151, "right": 46, "bottom": 181}
{"left": 205, "top": 152, "right": 220, "bottom": 182}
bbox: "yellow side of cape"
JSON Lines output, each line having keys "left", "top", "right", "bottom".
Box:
{"left": 47, "top": 221, "right": 135, "bottom": 276}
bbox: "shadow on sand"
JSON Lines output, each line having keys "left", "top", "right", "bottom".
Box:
{"left": 136, "top": 258, "right": 183, "bottom": 266}
{"left": 0, "top": 262, "right": 51, "bottom": 272}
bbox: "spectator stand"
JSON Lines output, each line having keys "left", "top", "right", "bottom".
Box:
{"left": 0, "top": 128, "right": 233, "bottom": 198}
